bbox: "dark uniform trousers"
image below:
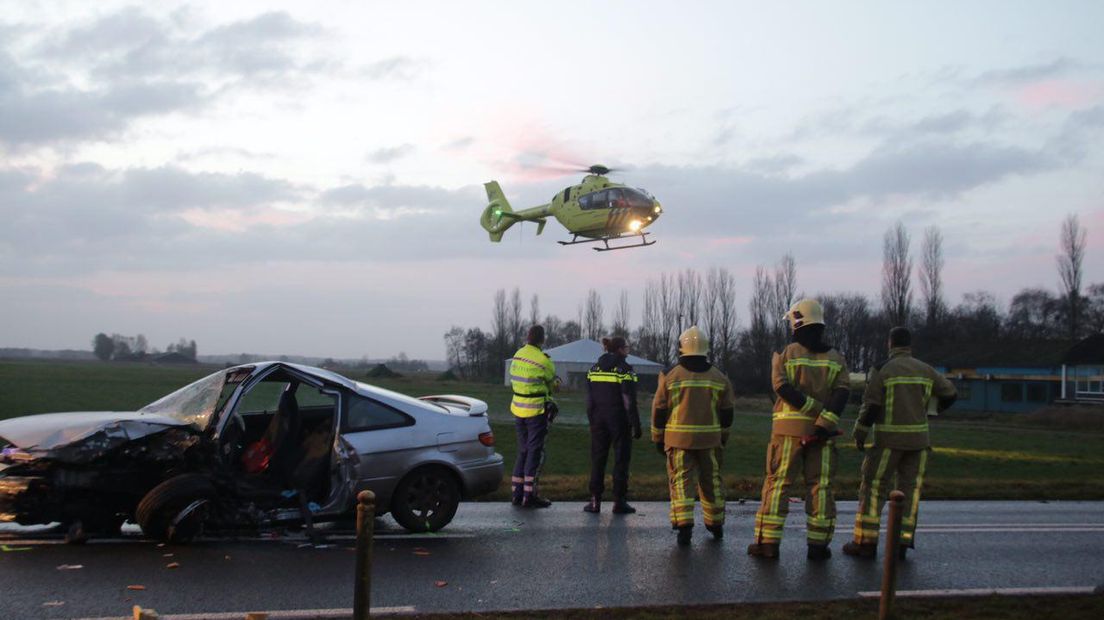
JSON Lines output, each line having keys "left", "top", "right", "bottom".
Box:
{"left": 511, "top": 414, "right": 549, "bottom": 502}
{"left": 588, "top": 411, "right": 632, "bottom": 500}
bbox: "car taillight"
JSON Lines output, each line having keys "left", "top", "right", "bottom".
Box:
{"left": 478, "top": 431, "right": 494, "bottom": 447}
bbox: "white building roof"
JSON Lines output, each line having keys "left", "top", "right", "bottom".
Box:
{"left": 542, "top": 339, "right": 662, "bottom": 368}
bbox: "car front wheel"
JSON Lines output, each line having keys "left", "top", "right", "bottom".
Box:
{"left": 390, "top": 467, "right": 460, "bottom": 533}
{"left": 136, "top": 474, "right": 216, "bottom": 544}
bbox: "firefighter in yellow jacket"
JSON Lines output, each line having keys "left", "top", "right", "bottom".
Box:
{"left": 652, "top": 326, "right": 736, "bottom": 546}
{"left": 509, "top": 325, "right": 558, "bottom": 509}
{"left": 843, "top": 326, "right": 956, "bottom": 560}
{"left": 748, "top": 299, "right": 850, "bottom": 561}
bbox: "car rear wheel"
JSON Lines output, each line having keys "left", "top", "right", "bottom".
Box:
{"left": 136, "top": 474, "right": 216, "bottom": 544}
{"left": 390, "top": 467, "right": 460, "bottom": 533}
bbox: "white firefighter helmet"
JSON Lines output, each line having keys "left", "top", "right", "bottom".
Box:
{"left": 785, "top": 299, "right": 825, "bottom": 331}
{"left": 678, "top": 325, "right": 710, "bottom": 356}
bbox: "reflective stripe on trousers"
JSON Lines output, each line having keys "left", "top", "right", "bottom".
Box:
{"left": 753, "top": 434, "right": 838, "bottom": 543}
{"left": 666, "top": 446, "right": 725, "bottom": 527}
{"left": 852, "top": 446, "right": 929, "bottom": 546}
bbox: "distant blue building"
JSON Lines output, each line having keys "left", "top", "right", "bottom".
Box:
{"left": 923, "top": 336, "right": 1103, "bottom": 413}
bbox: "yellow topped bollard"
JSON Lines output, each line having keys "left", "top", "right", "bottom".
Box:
{"left": 354, "top": 490, "right": 376, "bottom": 620}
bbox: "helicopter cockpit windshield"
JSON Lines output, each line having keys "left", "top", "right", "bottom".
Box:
{"left": 580, "top": 188, "right": 654, "bottom": 210}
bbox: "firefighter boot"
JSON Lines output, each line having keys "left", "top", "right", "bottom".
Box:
{"left": 676, "top": 525, "right": 693, "bottom": 546}
{"left": 842, "top": 541, "right": 877, "bottom": 558}
{"left": 523, "top": 495, "right": 552, "bottom": 509}
{"left": 807, "top": 543, "right": 832, "bottom": 561}
{"left": 706, "top": 524, "right": 724, "bottom": 540}
{"left": 583, "top": 497, "right": 601, "bottom": 513}
{"left": 611, "top": 499, "right": 636, "bottom": 514}
{"left": 747, "top": 543, "right": 780, "bottom": 558}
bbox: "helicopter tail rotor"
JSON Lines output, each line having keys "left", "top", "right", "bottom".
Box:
{"left": 481, "top": 181, "right": 515, "bottom": 242}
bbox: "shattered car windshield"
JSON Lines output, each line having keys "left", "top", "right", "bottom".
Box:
{"left": 138, "top": 368, "right": 248, "bottom": 429}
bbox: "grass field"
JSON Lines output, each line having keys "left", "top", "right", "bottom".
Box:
{"left": 2, "top": 360, "right": 1103, "bottom": 501}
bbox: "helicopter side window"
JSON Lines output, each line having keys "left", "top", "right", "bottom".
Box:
{"left": 607, "top": 188, "right": 625, "bottom": 209}
{"left": 624, "top": 188, "right": 653, "bottom": 209}
{"left": 562, "top": 188, "right": 571, "bottom": 203}
{"left": 581, "top": 190, "right": 606, "bottom": 210}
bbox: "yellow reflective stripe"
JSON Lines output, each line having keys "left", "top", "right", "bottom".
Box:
{"left": 807, "top": 530, "right": 831, "bottom": 541}
{"left": 587, "top": 373, "right": 620, "bottom": 383}
{"left": 909, "top": 450, "right": 929, "bottom": 532}
{"left": 878, "top": 423, "right": 929, "bottom": 433}
{"left": 757, "top": 514, "right": 786, "bottom": 525}
{"left": 770, "top": 437, "right": 794, "bottom": 517}
{"left": 773, "top": 411, "right": 815, "bottom": 420}
{"left": 868, "top": 448, "right": 892, "bottom": 519}
{"left": 801, "top": 396, "right": 818, "bottom": 413}
{"left": 785, "top": 358, "right": 843, "bottom": 372}
{"left": 818, "top": 442, "right": 830, "bottom": 527}
{"left": 669, "top": 380, "right": 727, "bottom": 391}
{"left": 819, "top": 410, "right": 840, "bottom": 424}
{"left": 665, "top": 423, "right": 721, "bottom": 433}
{"left": 884, "top": 376, "right": 933, "bottom": 425}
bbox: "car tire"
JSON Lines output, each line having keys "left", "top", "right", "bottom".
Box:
{"left": 136, "top": 474, "right": 216, "bottom": 544}
{"left": 390, "top": 467, "right": 460, "bottom": 533}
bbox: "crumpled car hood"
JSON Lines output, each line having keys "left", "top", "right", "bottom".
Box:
{"left": 0, "top": 411, "right": 192, "bottom": 451}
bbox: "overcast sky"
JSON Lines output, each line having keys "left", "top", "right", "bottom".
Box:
{"left": 1, "top": 1, "right": 1102, "bottom": 360}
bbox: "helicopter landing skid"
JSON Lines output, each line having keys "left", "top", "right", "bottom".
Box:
{"left": 557, "top": 232, "right": 656, "bottom": 252}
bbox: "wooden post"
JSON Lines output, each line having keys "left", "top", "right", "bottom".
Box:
{"left": 132, "top": 607, "right": 159, "bottom": 620}
{"left": 879, "top": 490, "right": 906, "bottom": 620}
{"left": 353, "top": 490, "right": 376, "bottom": 620}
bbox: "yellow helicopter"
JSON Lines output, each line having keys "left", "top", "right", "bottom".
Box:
{"left": 479, "top": 165, "right": 663, "bottom": 251}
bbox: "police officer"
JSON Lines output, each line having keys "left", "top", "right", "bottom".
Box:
{"left": 843, "top": 326, "right": 956, "bottom": 560}
{"left": 748, "top": 299, "right": 850, "bottom": 561}
{"left": 584, "top": 336, "right": 642, "bottom": 514}
{"left": 653, "top": 326, "right": 736, "bottom": 545}
{"left": 508, "top": 325, "right": 558, "bottom": 509}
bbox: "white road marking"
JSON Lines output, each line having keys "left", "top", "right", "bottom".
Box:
{"left": 858, "top": 586, "right": 1097, "bottom": 598}
{"left": 72, "top": 607, "right": 416, "bottom": 620}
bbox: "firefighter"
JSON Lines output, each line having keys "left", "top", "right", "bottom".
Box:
{"left": 652, "top": 326, "right": 736, "bottom": 546}
{"left": 508, "top": 325, "right": 558, "bottom": 509}
{"left": 843, "top": 326, "right": 956, "bottom": 560}
{"left": 748, "top": 299, "right": 850, "bottom": 561}
{"left": 584, "top": 336, "right": 642, "bottom": 514}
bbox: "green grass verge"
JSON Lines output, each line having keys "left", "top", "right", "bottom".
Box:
{"left": 2, "top": 361, "right": 1103, "bottom": 500}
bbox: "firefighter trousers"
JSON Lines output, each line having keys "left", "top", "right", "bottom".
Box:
{"left": 588, "top": 412, "right": 632, "bottom": 500}
{"left": 666, "top": 446, "right": 725, "bottom": 528}
{"left": 511, "top": 414, "right": 548, "bottom": 502}
{"left": 753, "top": 434, "right": 838, "bottom": 545}
{"left": 852, "top": 446, "right": 929, "bottom": 548}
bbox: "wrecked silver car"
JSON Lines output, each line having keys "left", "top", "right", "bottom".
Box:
{"left": 0, "top": 362, "right": 503, "bottom": 542}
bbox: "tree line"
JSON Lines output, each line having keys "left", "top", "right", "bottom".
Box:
{"left": 92, "top": 333, "right": 198, "bottom": 362}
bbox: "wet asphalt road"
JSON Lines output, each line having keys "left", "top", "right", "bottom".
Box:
{"left": 1, "top": 500, "right": 1103, "bottom": 619}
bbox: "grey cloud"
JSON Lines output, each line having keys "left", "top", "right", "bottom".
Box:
{"left": 366, "top": 144, "right": 415, "bottom": 164}
{"left": 39, "top": 7, "right": 168, "bottom": 59}
{"left": 443, "top": 137, "right": 475, "bottom": 151}
{"left": 973, "top": 58, "right": 1081, "bottom": 86}
{"left": 361, "top": 56, "right": 426, "bottom": 81}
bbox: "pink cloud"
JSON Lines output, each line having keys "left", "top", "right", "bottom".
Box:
{"left": 1015, "top": 79, "right": 1104, "bottom": 110}
{"left": 179, "top": 207, "right": 313, "bottom": 232}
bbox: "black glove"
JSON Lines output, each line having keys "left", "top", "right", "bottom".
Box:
{"left": 813, "top": 425, "right": 832, "bottom": 440}
{"left": 631, "top": 424, "right": 642, "bottom": 440}
{"left": 544, "top": 401, "right": 559, "bottom": 423}
{"left": 854, "top": 428, "right": 868, "bottom": 452}
{"left": 655, "top": 441, "right": 665, "bottom": 455}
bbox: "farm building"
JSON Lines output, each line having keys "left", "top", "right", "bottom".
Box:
{"left": 503, "top": 339, "right": 663, "bottom": 392}
{"left": 924, "top": 334, "right": 1104, "bottom": 413}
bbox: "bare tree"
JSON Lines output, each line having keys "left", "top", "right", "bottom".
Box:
{"left": 528, "top": 294, "right": 540, "bottom": 330}
{"left": 611, "top": 290, "right": 631, "bottom": 338}
{"left": 508, "top": 288, "right": 523, "bottom": 349}
{"left": 657, "top": 273, "right": 679, "bottom": 364}
{"left": 881, "top": 222, "right": 913, "bottom": 327}
{"left": 583, "top": 289, "right": 604, "bottom": 340}
{"left": 443, "top": 326, "right": 464, "bottom": 372}
{"left": 704, "top": 267, "right": 739, "bottom": 372}
{"left": 1057, "top": 213, "right": 1087, "bottom": 340}
{"left": 918, "top": 225, "right": 946, "bottom": 330}
{"left": 745, "top": 265, "right": 775, "bottom": 391}
{"left": 770, "top": 253, "right": 798, "bottom": 350}
{"left": 676, "top": 269, "right": 703, "bottom": 328}
{"left": 819, "top": 292, "right": 877, "bottom": 371}
{"left": 637, "top": 280, "right": 661, "bottom": 362}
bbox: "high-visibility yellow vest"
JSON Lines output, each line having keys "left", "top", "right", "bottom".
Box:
{"left": 509, "top": 344, "right": 556, "bottom": 418}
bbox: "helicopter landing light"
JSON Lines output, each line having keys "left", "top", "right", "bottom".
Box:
{"left": 629, "top": 220, "right": 643, "bottom": 232}
{"left": 653, "top": 205, "right": 662, "bottom": 213}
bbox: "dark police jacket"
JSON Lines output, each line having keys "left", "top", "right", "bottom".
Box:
{"left": 585, "top": 353, "right": 641, "bottom": 431}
